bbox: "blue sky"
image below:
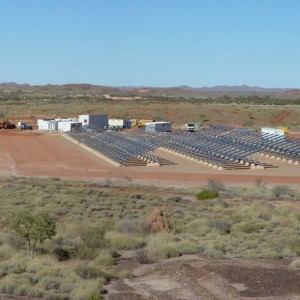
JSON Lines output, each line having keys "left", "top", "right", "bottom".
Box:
{"left": 0, "top": 0, "right": 299, "bottom": 87}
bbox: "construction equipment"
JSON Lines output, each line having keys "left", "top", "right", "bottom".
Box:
{"left": 278, "top": 126, "right": 289, "bottom": 134}
{"left": 130, "top": 119, "right": 155, "bottom": 128}
{"left": 0, "top": 119, "right": 16, "bottom": 129}
{"left": 20, "top": 122, "right": 33, "bottom": 130}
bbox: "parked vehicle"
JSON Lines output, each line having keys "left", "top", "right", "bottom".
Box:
{"left": 20, "top": 122, "right": 33, "bottom": 130}
{"left": 184, "top": 123, "right": 195, "bottom": 132}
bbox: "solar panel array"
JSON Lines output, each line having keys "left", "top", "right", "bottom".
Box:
{"left": 204, "top": 124, "right": 300, "bottom": 163}
{"left": 66, "top": 124, "right": 300, "bottom": 169}
{"left": 67, "top": 129, "right": 160, "bottom": 166}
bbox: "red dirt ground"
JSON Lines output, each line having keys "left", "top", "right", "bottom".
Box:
{"left": 0, "top": 130, "right": 299, "bottom": 187}
{"left": 269, "top": 110, "right": 292, "bottom": 125}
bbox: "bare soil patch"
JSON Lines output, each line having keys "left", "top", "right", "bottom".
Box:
{"left": 269, "top": 110, "right": 292, "bottom": 125}
{"left": 106, "top": 254, "right": 300, "bottom": 300}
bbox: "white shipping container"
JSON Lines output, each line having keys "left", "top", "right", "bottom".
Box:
{"left": 58, "top": 121, "right": 82, "bottom": 132}
{"left": 109, "top": 119, "right": 131, "bottom": 128}
{"left": 145, "top": 122, "right": 172, "bottom": 133}
{"left": 37, "top": 119, "right": 52, "bottom": 130}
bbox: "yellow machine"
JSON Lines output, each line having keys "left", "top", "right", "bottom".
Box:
{"left": 130, "top": 119, "right": 154, "bottom": 128}
{"left": 278, "top": 126, "right": 289, "bottom": 134}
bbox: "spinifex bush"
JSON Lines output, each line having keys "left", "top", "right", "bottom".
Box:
{"left": 196, "top": 189, "right": 219, "bottom": 201}
{"left": 272, "top": 185, "right": 294, "bottom": 199}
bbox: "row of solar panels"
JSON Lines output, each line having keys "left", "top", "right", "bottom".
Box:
{"left": 202, "top": 124, "right": 300, "bottom": 162}
{"left": 67, "top": 124, "right": 300, "bottom": 167}
{"left": 66, "top": 130, "right": 159, "bottom": 165}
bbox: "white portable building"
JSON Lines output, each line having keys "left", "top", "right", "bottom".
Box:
{"left": 57, "top": 121, "right": 82, "bottom": 132}
{"left": 78, "top": 114, "right": 108, "bottom": 128}
{"left": 261, "top": 127, "right": 285, "bottom": 138}
{"left": 37, "top": 119, "right": 58, "bottom": 131}
{"left": 145, "top": 121, "right": 172, "bottom": 133}
{"left": 109, "top": 119, "right": 131, "bottom": 128}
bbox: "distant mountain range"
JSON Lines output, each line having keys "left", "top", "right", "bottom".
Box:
{"left": 0, "top": 82, "right": 297, "bottom": 97}
{"left": 174, "top": 84, "right": 292, "bottom": 93}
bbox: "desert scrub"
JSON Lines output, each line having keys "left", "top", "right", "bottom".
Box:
{"left": 105, "top": 231, "right": 146, "bottom": 250}
{"left": 93, "top": 252, "right": 115, "bottom": 267}
{"left": 272, "top": 185, "right": 294, "bottom": 199}
{"left": 116, "top": 269, "right": 135, "bottom": 279}
{"left": 0, "top": 256, "right": 28, "bottom": 276}
{"left": 74, "top": 264, "right": 114, "bottom": 281}
{"left": 183, "top": 219, "right": 212, "bottom": 236}
{"left": 206, "top": 178, "right": 225, "bottom": 191}
{"left": 147, "top": 233, "right": 197, "bottom": 259}
{"left": 0, "top": 244, "right": 15, "bottom": 261}
{"left": 231, "top": 220, "right": 267, "bottom": 234}
{"left": 289, "top": 258, "right": 300, "bottom": 269}
{"left": 70, "top": 279, "right": 104, "bottom": 300}
{"left": 196, "top": 189, "right": 219, "bottom": 201}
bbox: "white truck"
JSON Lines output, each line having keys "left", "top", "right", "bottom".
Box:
{"left": 184, "top": 123, "right": 195, "bottom": 132}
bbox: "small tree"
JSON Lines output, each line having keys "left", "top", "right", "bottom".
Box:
{"left": 11, "top": 211, "right": 56, "bottom": 257}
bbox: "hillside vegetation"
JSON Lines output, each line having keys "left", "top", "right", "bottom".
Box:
{"left": 1, "top": 84, "right": 300, "bottom": 130}
{"left": 0, "top": 176, "right": 299, "bottom": 299}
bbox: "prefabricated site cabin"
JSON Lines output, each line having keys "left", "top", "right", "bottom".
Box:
{"left": 261, "top": 127, "right": 285, "bottom": 139}
{"left": 57, "top": 121, "right": 82, "bottom": 132}
{"left": 108, "top": 119, "right": 131, "bottom": 128}
{"left": 78, "top": 114, "right": 108, "bottom": 128}
{"left": 38, "top": 118, "right": 81, "bottom": 132}
{"left": 145, "top": 121, "right": 172, "bottom": 133}
{"left": 37, "top": 119, "right": 58, "bottom": 131}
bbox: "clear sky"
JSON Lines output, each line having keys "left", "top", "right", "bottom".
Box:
{"left": 0, "top": 0, "right": 299, "bottom": 88}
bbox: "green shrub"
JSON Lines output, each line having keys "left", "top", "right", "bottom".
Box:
{"left": 78, "top": 225, "right": 107, "bottom": 249}
{"left": 196, "top": 189, "right": 219, "bottom": 201}
{"left": 88, "top": 296, "right": 104, "bottom": 300}
{"left": 75, "top": 265, "right": 103, "bottom": 280}
{"left": 147, "top": 234, "right": 179, "bottom": 259}
{"left": 233, "top": 221, "right": 265, "bottom": 234}
{"left": 94, "top": 253, "right": 115, "bottom": 267}
{"left": 146, "top": 233, "right": 196, "bottom": 259}
{"left": 272, "top": 185, "right": 294, "bottom": 198}
{"left": 70, "top": 279, "right": 104, "bottom": 300}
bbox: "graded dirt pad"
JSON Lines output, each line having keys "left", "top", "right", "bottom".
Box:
{"left": 0, "top": 131, "right": 299, "bottom": 187}
{"left": 106, "top": 254, "right": 300, "bottom": 300}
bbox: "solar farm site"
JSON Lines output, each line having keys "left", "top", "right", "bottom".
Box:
{"left": 1, "top": 124, "right": 299, "bottom": 186}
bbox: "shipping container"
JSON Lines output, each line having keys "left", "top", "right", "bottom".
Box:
{"left": 145, "top": 121, "right": 172, "bottom": 133}
{"left": 108, "top": 119, "right": 131, "bottom": 128}
{"left": 79, "top": 114, "right": 108, "bottom": 127}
